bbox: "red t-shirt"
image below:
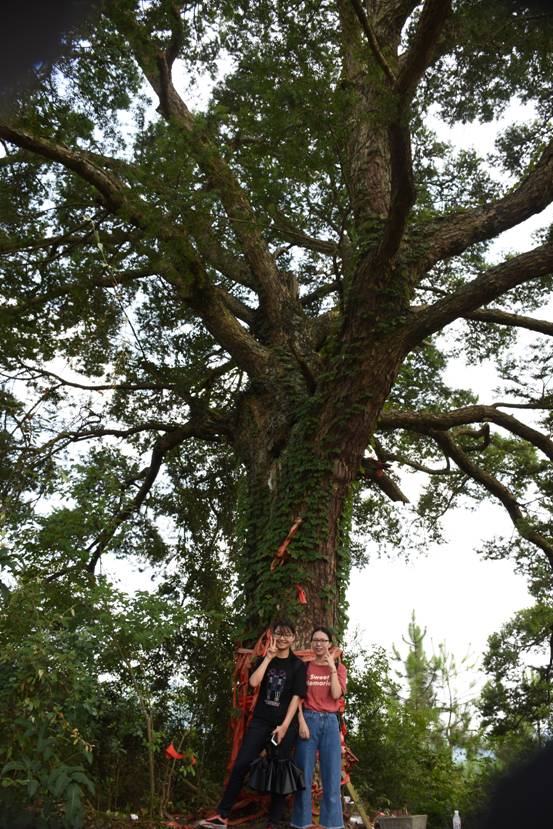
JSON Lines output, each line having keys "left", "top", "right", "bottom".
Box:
{"left": 304, "top": 661, "right": 347, "bottom": 713}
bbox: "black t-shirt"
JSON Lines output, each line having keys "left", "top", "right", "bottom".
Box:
{"left": 250, "top": 652, "right": 307, "bottom": 725}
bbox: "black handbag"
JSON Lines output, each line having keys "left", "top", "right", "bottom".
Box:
{"left": 247, "top": 742, "right": 305, "bottom": 795}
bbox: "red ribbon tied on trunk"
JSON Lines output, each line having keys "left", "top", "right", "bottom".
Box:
{"left": 295, "top": 583, "right": 307, "bottom": 604}
{"left": 270, "top": 517, "right": 303, "bottom": 572}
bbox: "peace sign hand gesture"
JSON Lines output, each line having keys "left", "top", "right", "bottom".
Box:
{"left": 266, "top": 636, "right": 278, "bottom": 660}
{"left": 324, "top": 645, "right": 338, "bottom": 669}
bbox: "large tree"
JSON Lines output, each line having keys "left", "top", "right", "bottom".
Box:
{"left": 1, "top": 0, "right": 553, "bottom": 638}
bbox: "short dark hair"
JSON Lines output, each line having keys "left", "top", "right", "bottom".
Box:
{"left": 272, "top": 618, "right": 296, "bottom": 635}
{"left": 311, "top": 625, "right": 334, "bottom": 643}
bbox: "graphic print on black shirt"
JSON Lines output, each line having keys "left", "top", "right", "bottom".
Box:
{"left": 265, "top": 666, "right": 286, "bottom": 707}
{"left": 250, "top": 653, "right": 307, "bottom": 725}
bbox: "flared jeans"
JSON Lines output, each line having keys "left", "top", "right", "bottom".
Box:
{"left": 291, "top": 710, "right": 344, "bottom": 829}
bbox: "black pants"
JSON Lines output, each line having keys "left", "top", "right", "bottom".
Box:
{"left": 218, "top": 717, "right": 299, "bottom": 824}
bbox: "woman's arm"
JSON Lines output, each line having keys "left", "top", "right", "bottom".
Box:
{"left": 249, "top": 638, "right": 277, "bottom": 688}
{"left": 325, "top": 650, "right": 345, "bottom": 700}
{"left": 249, "top": 654, "right": 273, "bottom": 688}
{"left": 297, "top": 704, "right": 310, "bottom": 739}
{"left": 329, "top": 666, "right": 342, "bottom": 700}
{"left": 272, "top": 694, "right": 301, "bottom": 743}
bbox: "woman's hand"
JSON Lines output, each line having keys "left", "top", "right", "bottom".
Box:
{"left": 266, "top": 636, "right": 278, "bottom": 660}
{"left": 299, "top": 720, "right": 310, "bottom": 740}
{"left": 272, "top": 723, "right": 288, "bottom": 744}
{"left": 324, "top": 645, "right": 337, "bottom": 669}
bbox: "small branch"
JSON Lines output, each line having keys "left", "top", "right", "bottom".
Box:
{"left": 165, "top": 1, "right": 186, "bottom": 67}
{"left": 465, "top": 308, "right": 553, "bottom": 337}
{"left": 1, "top": 266, "right": 158, "bottom": 316}
{"left": 215, "top": 285, "right": 255, "bottom": 325}
{"left": 493, "top": 398, "right": 553, "bottom": 410}
{"left": 301, "top": 281, "right": 339, "bottom": 306}
{"left": 44, "top": 413, "right": 229, "bottom": 582}
{"left": 36, "top": 422, "right": 184, "bottom": 453}
{"left": 184, "top": 280, "right": 270, "bottom": 377}
{"left": 85, "top": 430, "right": 172, "bottom": 572}
{"left": 359, "top": 458, "right": 409, "bottom": 502}
{"left": 349, "top": 0, "right": 397, "bottom": 83}
{"left": 192, "top": 358, "right": 236, "bottom": 394}
{"left": 0, "top": 222, "right": 94, "bottom": 254}
{"left": 374, "top": 439, "right": 451, "bottom": 474}
{"left": 271, "top": 210, "right": 339, "bottom": 256}
{"left": 396, "top": 0, "right": 453, "bottom": 102}
{"left": 431, "top": 430, "right": 553, "bottom": 566}
{"left": 15, "top": 363, "right": 174, "bottom": 394}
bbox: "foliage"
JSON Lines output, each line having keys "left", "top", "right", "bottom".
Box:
{"left": 0, "top": 575, "right": 235, "bottom": 826}
{"left": 479, "top": 601, "right": 553, "bottom": 742}
{"left": 346, "top": 642, "right": 466, "bottom": 829}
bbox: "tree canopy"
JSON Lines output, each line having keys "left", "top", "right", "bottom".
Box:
{"left": 1, "top": 0, "right": 553, "bottom": 636}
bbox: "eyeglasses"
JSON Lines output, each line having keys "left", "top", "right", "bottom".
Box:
{"left": 274, "top": 631, "right": 294, "bottom": 638}
{"left": 311, "top": 638, "right": 330, "bottom": 643}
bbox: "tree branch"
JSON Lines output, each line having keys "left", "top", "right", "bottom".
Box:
{"left": 85, "top": 426, "right": 181, "bottom": 572}
{"left": 301, "top": 281, "right": 340, "bottom": 307}
{"left": 379, "top": 404, "right": 553, "bottom": 461}
{"left": 0, "top": 223, "right": 94, "bottom": 254}
{"left": 104, "top": 2, "right": 289, "bottom": 329}
{"left": 0, "top": 113, "right": 272, "bottom": 380}
{"left": 431, "top": 430, "right": 553, "bottom": 566}
{"left": 376, "top": 0, "right": 452, "bottom": 264}
{"left": 165, "top": 1, "right": 187, "bottom": 68}
{"left": 349, "top": 0, "right": 397, "bottom": 83}
{"left": 493, "top": 397, "right": 553, "bottom": 410}
{"left": 38, "top": 409, "right": 230, "bottom": 583}
{"left": 215, "top": 285, "right": 255, "bottom": 325}
{"left": 419, "top": 137, "right": 553, "bottom": 273}
{"left": 374, "top": 439, "right": 451, "bottom": 474}
{"left": 180, "top": 279, "right": 269, "bottom": 377}
{"left": 270, "top": 210, "right": 339, "bottom": 256}
{"left": 0, "top": 141, "right": 268, "bottom": 378}
{"left": 406, "top": 242, "right": 553, "bottom": 346}
{"left": 396, "top": 0, "right": 452, "bottom": 101}
{"left": 0, "top": 125, "right": 126, "bottom": 211}
{"left": 1, "top": 266, "right": 158, "bottom": 316}
{"left": 465, "top": 307, "right": 553, "bottom": 337}
{"left": 377, "top": 119, "right": 416, "bottom": 263}
{"left": 15, "top": 363, "right": 175, "bottom": 394}
{"left": 359, "top": 457, "right": 410, "bottom": 502}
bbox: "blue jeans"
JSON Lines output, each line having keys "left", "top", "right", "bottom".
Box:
{"left": 291, "top": 710, "right": 344, "bottom": 829}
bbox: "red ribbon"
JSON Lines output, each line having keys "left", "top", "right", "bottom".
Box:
{"left": 270, "top": 517, "right": 303, "bottom": 571}
{"left": 165, "top": 742, "right": 185, "bottom": 760}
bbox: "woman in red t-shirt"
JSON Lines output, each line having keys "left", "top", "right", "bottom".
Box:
{"left": 291, "top": 626, "right": 347, "bottom": 829}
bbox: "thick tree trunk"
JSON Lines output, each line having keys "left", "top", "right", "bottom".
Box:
{"left": 234, "top": 337, "right": 407, "bottom": 647}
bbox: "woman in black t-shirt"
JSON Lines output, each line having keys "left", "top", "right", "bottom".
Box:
{"left": 200, "top": 619, "right": 307, "bottom": 829}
